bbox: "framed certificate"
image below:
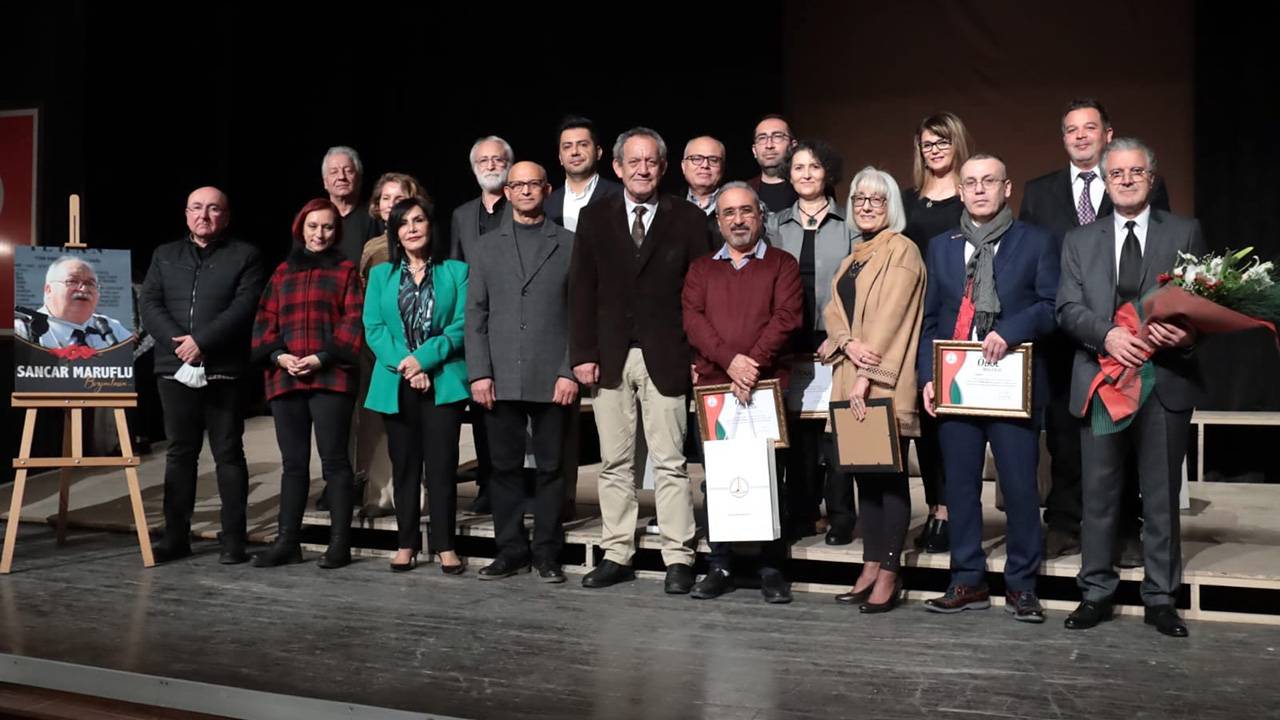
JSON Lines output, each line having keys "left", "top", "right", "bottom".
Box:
{"left": 694, "top": 378, "right": 789, "bottom": 449}
{"left": 786, "top": 354, "right": 832, "bottom": 419}
{"left": 828, "top": 398, "right": 903, "bottom": 473}
{"left": 932, "top": 340, "right": 1032, "bottom": 419}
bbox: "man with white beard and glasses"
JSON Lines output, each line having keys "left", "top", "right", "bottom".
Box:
{"left": 451, "top": 135, "right": 515, "bottom": 262}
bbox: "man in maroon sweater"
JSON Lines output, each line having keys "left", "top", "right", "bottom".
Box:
{"left": 682, "top": 182, "right": 803, "bottom": 602}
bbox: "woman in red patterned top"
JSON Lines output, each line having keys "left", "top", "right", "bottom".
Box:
{"left": 250, "top": 199, "right": 364, "bottom": 569}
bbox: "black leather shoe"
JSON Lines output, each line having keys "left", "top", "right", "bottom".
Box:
{"left": 1044, "top": 528, "right": 1081, "bottom": 559}
{"left": 441, "top": 560, "right": 466, "bottom": 576}
{"left": 825, "top": 526, "right": 854, "bottom": 546}
{"left": 923, "top": 518, "right": 950, "bottom": 553}
{"left": 761, "top": 572, "right": 792, "bottom": 604}
{"left": 317, "top": 541, "right": 351, "bottom": 570}
{"left": 219, "top": 539, "right": 250, "bottom": 565}
{"left": 478, "top": 556, "right": 529, "bottom": 580}
{"left": 664, "top": 563, "right": 695, "bottom": 594}
{"left": 1064, "top": 600, "right": 1114, "bottom": 630}
{"left": 834, "top": 584, "right": 873, "bottom": 605}
{"left": 691, "top": 569, "right": 733, "bottom": 599}
{"left": 535, "top": 563, "right": 566, "bottom": 583}
{"left": 1117, "top": 534, "right": 1145, "bottom": 569}
{"left": 390, "top": 551, "right": 419, "bottom": 572}
{"left": 1144, "top": 605, "right": 1188, "bottom": 638}
{"left": 860, "top": 576, "right": 903, "bottom": 614}
{"left": 251, "top": 538, "right": 302, "bottom": 568}
{"left": 914, "top": 514, "right": 936, "bottom": 548}
{"left": 582, "top": 559, "right": 635, "bottom": 588}
{"left": 1005, "top": 590, "right": 1046, "bottom": 623}
{"left": 151, "top": 541, "right": 193, "bottom": 564}
{"left": 464, "top": 494, "right": 492, "bottom": 516}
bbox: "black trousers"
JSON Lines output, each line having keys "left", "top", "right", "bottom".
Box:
{"left": 707, "top": 448, "right": 789, "bottom": 576}
{"left": 383, "top": 381, "right": 465, "bottom": 552}
{"left": 270, "top": 390, "right": 356, "bottom": 537}
{"left": 915, "top": 404, "right": 945, "bottom": 508}
{"left": 157, "top": 378, "right": 249, "bottom": 544}
{"left": 822, "top": 433, "right": 859, "bottom": 533}
{"left": 486, "top": 400, "right": 568, "bottom": 564}
{"left": 849, "top": 438, "right": 912, "bottom": 571}
{"left": 785, "top": 418, "right": 834, "bottom": 531}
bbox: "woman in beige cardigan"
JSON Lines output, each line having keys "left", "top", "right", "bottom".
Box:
{"left": 821, "top": 166, "right": 927, "bottom": 614}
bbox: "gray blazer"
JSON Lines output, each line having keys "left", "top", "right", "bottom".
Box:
{"left": 1056, "top": 208, "right": 1207, "bottom": 416}
{"left": 465, "top": 218, "right": 574, "bottom": 402}
{"left": 450, "top": 196, "right": 513, "bottom": 262}
{"left": 766, "top": 197, "right": 855, "bottom": 334}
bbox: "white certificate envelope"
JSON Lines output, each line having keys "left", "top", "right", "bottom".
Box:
{"left": 787, "top": 357, "right": 832, "bottom": 418}
{"left": 703, "top": 437, "right": 780, "bottom": 542}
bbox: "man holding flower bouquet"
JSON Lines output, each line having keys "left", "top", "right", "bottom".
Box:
{"left": 1057, "top": 138, "right": 1207, "bottom": 638}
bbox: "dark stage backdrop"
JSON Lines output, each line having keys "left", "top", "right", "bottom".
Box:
{"left": 4, "top": 1, "right": 1279, "bottom": 482}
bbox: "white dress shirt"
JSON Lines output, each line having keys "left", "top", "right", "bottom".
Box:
{"left": 1113, "top": 205, "right": 1151, "bottom": 276}
{"left": 623, "top": 194, "right": 658, "bottom": 236}
{"left": 561, "top": 173, "right": 600, "bottom": 233}
{"left": 1071, "top": 163, "right": 1106, "bottom": 218}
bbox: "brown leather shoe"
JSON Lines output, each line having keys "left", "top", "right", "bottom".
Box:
{"left": 1044, "top": 528, "right": 1081, "bottom": 559}
{"left": 923, "top": 584, "right": 991, "bottom": 613}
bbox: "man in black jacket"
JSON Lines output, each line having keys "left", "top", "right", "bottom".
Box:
{"left": 139, "top": 186, "right": 267, "bottom": 564}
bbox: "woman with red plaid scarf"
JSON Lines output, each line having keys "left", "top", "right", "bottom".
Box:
{"left": 250, "top": 199, "right": 365, "bottom": 569}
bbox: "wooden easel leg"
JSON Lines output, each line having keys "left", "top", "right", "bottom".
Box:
{"left": 56, "top": 411, "right": 75, "bottom": 547}
{"left": 2, "top": 409, "right": 40, "bottom": 574}
{"left": 114, "top": 408, "right": 154, "bottom": 567}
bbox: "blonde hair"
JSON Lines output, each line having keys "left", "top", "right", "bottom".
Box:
{"left": 911, "top": 112, "right": 973, "bottom": 191}
{"left": 367, "top": 172, "right": 430, "bottom": 220}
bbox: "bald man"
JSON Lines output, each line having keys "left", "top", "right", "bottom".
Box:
{"left": 465, "top": 161, "right": 578, "bottom": 582}
{"left": 139, "top": 186, "right": 267, "bottom": 565}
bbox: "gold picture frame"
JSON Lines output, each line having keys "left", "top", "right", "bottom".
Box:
{"left": 932, "top": 340, "right": 1033, "bottom": 419}
{"left": 694, "top": 378, "right": 790, "bottom": 449}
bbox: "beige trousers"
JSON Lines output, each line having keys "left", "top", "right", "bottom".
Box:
{"left": 592, "top": 348, "right": 694, "bottom": 566}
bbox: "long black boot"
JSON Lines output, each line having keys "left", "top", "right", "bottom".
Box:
{"left": 318, "top": 476, "right": 353, "bottom": 569}
{"left": 253, "top": 480, "right": 305, "bottom": 568}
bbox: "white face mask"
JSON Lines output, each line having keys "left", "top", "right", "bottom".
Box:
{"left": 174, "top": 362, "right": 207, "bottom": 389}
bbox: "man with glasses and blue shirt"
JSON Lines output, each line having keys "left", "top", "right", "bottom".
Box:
{"left": 683, "top": 135, "right": 728, "bottom": 248}
{"left": 16, "top": 256, "right": 133, "bottom": 349}
{"left": 746, "top": 115, "right": 799, "bottom": 213}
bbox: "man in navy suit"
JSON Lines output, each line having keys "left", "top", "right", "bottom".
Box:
{"left": 918, "top": 154, "right": 1060, "bottom": 623}
{"left": 547, "top": 115, "right": 623, "bottom": 232}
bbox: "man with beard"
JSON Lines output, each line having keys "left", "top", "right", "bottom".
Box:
{"left": 451, "top": 135, "right": 515, "bottom": 262}
{"left": 16, "top": 256, "right": 133, "bottom": 349}
{"left": 682, "top": 182, "right": 802, "bottom": 603}
{"left": 548, "top": 116, "right": 622, "bottom": 232}
{"left": 323, "top": 146, "right": 380, "bottom": 265}
{"left": 746, "top": 115, "right": 799, "bottom": 213}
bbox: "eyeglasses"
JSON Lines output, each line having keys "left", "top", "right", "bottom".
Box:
{"left": 186, "top": 204, "right": 225, "bottom": 216}
{"left": 505, "top": 180, "right": 546, "bottom": 192}
{"left": 852, "top": 195, "right": 887, "bottom": 208}
{"left": 53, "top": 278, "right": 98, "bottom": 291}
{"left": 475, "top": 156, "right": 509, "bottom": 169}
{"left": 753, "top": 131, "right": 790, "bottom": 146}
{"left": 1106, "top": 167, "right": 1150, "bottom": 183}
{"left": 919, "top": 139, "right": 952, "bottom": 153}
{"left": 962, "top": 176, "right": 1005, "bottom": 191}
{"left": 684, "top": 154, "right": 724, "bottom": 167}
{"left": 720, "top": 206, "right": 759, "bottom": 221}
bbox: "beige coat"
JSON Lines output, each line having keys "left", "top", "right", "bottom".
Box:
{"left": 821, "top": 231, "right": 927, "bottom": 436}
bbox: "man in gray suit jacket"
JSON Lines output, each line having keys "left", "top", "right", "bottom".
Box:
{"left": 1056, "top": 138, "right": 1206, "bottom": 638}
{"left": 466, "top": 161, "right": 579, "bottom": 583}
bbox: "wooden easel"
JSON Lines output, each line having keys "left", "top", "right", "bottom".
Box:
{"left": 2, "top": 195, "right": 154, "bottom": 574}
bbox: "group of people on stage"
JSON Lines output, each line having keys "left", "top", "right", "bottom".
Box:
{"left": 136, "top": 97, "right": 1203, "bottom": 638}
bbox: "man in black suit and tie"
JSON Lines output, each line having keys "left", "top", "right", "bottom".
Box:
{"left": 1020, "top": 99, "right": 1171, "bottom": 562}
{"left": 1057, "top": 138, "right": 1206, "bottom": 638}
{"left": 569, "top": 127, "right": 715, "bottom": 594}
{"left": 547, "top": 116, "right": 622, "bottom": 232}
{"left": 466, "top": 161, "right": 578, "bottom": 583}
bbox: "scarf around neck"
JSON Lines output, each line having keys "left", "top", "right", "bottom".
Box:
{"left": 959, "top": 204, "right": 1014, "bottom": 339}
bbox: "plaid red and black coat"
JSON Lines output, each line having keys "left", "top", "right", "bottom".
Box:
{"left": 252, "top": 244, "right": 364, "bottom": 400}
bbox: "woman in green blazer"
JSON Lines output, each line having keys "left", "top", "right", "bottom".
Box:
{"left": 364, "top": 196, "right": 470, "bottom": 573}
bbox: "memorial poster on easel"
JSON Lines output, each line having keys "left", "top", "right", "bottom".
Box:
{"left": 13, "top": 245, "right": 136, "bottom": 392}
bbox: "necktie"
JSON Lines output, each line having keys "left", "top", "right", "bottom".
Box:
{"left": 1076, "top": 171, "right": 1097, "bottom": 225}
{"left": 70, "top": 329, "right": 90, "bottom": 347}
{"left": 1117, "top": 220, "right": 1143, "bottom": 304}
{"left": 631, "top": 206, "right": 647, "bottom": 247}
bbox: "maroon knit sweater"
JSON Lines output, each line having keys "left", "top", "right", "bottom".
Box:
{"left": 681, "top": 246, "right": 803, "bottom": 388}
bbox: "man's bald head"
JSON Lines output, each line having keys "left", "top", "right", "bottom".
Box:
{"left": 185, "top": 186, "right": 230, "bottom": 242}
{"left": 504, "top": 162, "right": 551, "bottom": 221}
